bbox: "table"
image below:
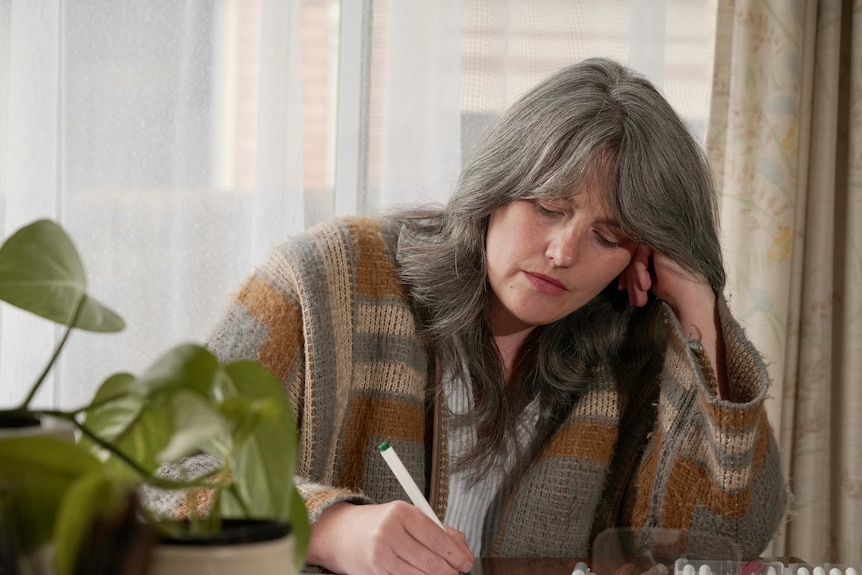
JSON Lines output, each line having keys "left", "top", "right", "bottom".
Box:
{"left": 473, "top": 557, "right": 581, "bottom": 574}
{"left": 300, "top": 558, "right": 582, "bottom": 575}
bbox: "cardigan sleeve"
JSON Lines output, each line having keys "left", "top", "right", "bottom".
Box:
{"left": 627, "top": 296, "right": 789, "bottom": 559}
{"left": 207, "top": 216, "right": 431, "bottom": 527}
{"left": 206, "top": 239, "right": 374, "bottom": 522}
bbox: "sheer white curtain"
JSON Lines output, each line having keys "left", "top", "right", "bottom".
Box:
{"left": 0, "top": 0, "right": 718, "bottom": 413}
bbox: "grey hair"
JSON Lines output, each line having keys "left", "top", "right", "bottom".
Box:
{"left": 392, "top": 57, "right": 724, "bottom": 480}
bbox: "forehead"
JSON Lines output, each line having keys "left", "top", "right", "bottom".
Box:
{"left": 554, "top": 179, "right": 617, "bottom": 220}
{"left": 539, "top": 150, "right": 617, "bottom": 203}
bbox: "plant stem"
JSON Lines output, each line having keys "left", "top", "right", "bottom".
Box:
{"left": 226, "top": 482, "right": 252, "bottom": 517}
{"left": 53, "top": 411, "right": 156, "bottom": 480}
{"left": 17, "top": 295, "right": 86, "bottom": 410}
{"left": 42, "top": 410, "right": 230, "bottom": 491}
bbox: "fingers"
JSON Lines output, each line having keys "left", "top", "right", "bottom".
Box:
{"left": 444, "top": 526, "right": 473, "bottom": 559}
{"left": 312, "top": 501, "right": 474, "bottom": 575}
{"left": 619, "top": 243, "right": 718, "bottom": 313}
{"left": 388, "top": 530, "right": 459, "bottom": 575}
{"left": 632, "top": 245, "right": 652, "bottom": 307}
{"left": 619, "top": 243, "right": 652, "bottom": 307}
{"left": 402, "top": 508, "right": 475, "bottom": 573}
{"left": 391, "top": 529, "right": 471, "bottom": 575}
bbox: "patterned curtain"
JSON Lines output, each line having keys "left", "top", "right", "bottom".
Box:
{"left": 707, "top": 0, "right": 862, "bottom": 563}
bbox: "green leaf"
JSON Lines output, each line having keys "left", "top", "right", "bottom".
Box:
{"left": 84, "top": 348, "right": 231, "bottom": 480}
{"left": 133, "top": 343, "right": 220, "bottom": 398}
{"left": 102, "top": 402, "right": 175, "bottom": 476}
{"left": 0, "top": 219, "right": 124, "bottom": 332}
{"left": 0, "top": 436, "right": 101, "bottom": 554}
{"left": 218, "top": 360, "right": 297, "bottom": 521}
{"left": 217, "top": 396, "right": 279, "bottom": 454}
{"left": 158, "top": 391, "right": 230, "bottom": 463}
{"left": 74, "top": 342, "right": 304, "bottom": 564}
{"left": 81, "top": 372, "right": 165, "bottom": 480}
{"left": 81, "top": 373, "right": 141, "bottom": 444}
{"left": 53, "top": 471, "right": 126, "bottom": 575}
{"left": 288, "top": 486, "right": 310, "bottom": 573}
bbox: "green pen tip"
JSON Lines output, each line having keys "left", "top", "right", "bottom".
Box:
{"left": 378, "top": 441, "right": 390, "bottom": 451}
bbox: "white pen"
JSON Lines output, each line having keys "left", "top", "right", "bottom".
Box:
{"left": 379, "top": 440, "right": 472, "bottom": 575}
{"left": 379, "top": 440, "right": 444, "bottom": 527}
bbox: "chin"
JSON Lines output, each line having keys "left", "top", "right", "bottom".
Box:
{"left": 515, "top": 311, "right": 570, "bottom": 327}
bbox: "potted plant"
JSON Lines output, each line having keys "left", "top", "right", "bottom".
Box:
{"left": 0, "top": 219, "right": 310, "bottom": 575}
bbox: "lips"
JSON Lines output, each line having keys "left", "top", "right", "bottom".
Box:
{"left": 524, "top": 271, "right": 567, "bottom": 296}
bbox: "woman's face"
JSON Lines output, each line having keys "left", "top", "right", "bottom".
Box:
{"left": 485, "top": 184, "right": 638, "bottom": 337}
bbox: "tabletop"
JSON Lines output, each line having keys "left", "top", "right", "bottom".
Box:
{"left": 300, "top": 557, "right": 582, "bottom": 575}
{"left": 474, "top": 557, "right": 582, "bottom": 574}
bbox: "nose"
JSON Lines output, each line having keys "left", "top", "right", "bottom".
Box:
{"left": 545, "top": 226, "right": 580, "bottom": 268}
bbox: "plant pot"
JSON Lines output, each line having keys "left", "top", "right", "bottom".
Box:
{"left": 0, "top": 413, "right": 74, "bottom": 440}
{"left": 147, "top": 519, "right": 296, "bottom": 575}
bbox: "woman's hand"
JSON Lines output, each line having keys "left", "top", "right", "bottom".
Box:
{"left": 306, "top": 501, "right": 475, "bottom": 575}
{"left": 618, "top": 244, "right": 714, "bottom": 314}
{"left": 618, "top": 244, "right": 728, "bottom": 399}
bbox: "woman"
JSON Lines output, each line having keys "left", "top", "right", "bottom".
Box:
{"left": 208, "top": 58, "right": 787, "bottom": 575}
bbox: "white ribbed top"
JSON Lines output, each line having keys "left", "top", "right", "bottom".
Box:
{"left": 443, "top": 373, "right": 541, "bottom": 555}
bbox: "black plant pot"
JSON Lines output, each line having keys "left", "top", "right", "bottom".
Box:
{"left": 159, "top": 519, "right": 292, "bottom": 546}
{"left": 0, "top": 410, "right": 41, "bottom": 429}
{"left": 0, "top": 412, "right": 74, "bottom": 441}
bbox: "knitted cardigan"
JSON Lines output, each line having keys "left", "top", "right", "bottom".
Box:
{"left": 207, "top": 215, "right": 787, "bottom": 561}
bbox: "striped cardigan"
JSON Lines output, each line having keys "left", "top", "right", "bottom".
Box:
{"left": 207, "top": 216, "right": 787, "bottom": 560}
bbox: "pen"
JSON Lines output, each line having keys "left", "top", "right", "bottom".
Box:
{"left": 378, "top": 441, "right": 472, "bottom": 575}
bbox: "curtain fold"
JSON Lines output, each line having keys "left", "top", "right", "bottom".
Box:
{"left": 708, "top": 0, "right": 862, "bottom": 563}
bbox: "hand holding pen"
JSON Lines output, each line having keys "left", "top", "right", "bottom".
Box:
{"left": 380, "top": 441, "right": 475, "bottom": 575}
{"left": 304, "top": 442, "right": 474, "bottom": 575}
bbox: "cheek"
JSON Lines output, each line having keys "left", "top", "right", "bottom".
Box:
{"left": 486, "top": 220, "right": 518, "bottom": 270}
{"left": 485, "top": 239, "right": 513, "bottom": 289}
{"left": 595, "top": 252, "right": 633, "bottom": 283}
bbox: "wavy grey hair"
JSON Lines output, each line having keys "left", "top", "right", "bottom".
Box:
{"left": 392, "top": 57, "right": 724, "bottom": 480}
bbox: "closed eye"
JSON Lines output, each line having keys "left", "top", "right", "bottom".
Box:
{"left": 534, "top": 199, "right": 567, "bottom": 218}
{"left": 592, "top": 223, "right": 631, "bottom": 249}
{"left": 593, "top": 230, "right": 620, "bottom": 248}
